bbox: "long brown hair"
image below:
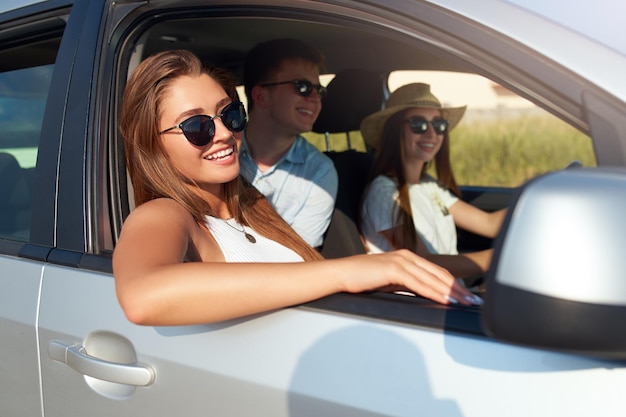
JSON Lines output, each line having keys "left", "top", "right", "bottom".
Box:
{"left": 365, "top": 108, "right": 460, "bottom": 250}
{"left": 120, "top": 49, "right": 322, "bottom": 261}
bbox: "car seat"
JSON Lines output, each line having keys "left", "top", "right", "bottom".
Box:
{"left": 312, "top": 69, "right": 387, "bottom": 258}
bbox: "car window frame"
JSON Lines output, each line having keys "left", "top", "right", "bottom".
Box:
{"left": 101, "top": 2, "right": 510, "bottom": 338}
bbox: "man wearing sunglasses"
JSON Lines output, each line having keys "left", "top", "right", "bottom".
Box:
{"left": 240, "top": 38, "right": 338, "bottom": 249}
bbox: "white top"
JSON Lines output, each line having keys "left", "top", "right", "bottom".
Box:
{"left": 360, "top": 175, "right": 459, "bottom": 254}
{"left": 205, "top": 216, "right": 304, "bottom": 263}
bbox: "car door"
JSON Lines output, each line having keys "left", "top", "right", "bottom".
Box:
{"left": 30, "top": 1, "right": 352, "bottom": 415}
{"left": 32, "top": 1, "right": 626, "bottom": 417}
{"left": 0, "top": 2, "right": 67, "bottom": 416}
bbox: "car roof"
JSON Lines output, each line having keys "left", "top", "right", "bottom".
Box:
{"left": 430, "top": 0, "right": 626, "bottom": 103}
{"left": 506, "top": 0, "right": 626, "bottom": 56}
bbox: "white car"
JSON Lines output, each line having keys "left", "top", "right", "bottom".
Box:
{"left": 1, "top": 1, "right": 625, "bottom": 416}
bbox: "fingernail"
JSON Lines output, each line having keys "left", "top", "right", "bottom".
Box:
{"left": 446, "top": 295, "right": 459, "bottom": 304}
{"left": 465, "top": 294, "right": 484, "bottom": 305}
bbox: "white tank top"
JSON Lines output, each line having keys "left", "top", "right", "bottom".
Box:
{"left": 205, "top": 216, "right": 304, "bottom": 263}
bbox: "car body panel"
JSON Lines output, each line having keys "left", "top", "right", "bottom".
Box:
{"left": 0, "top": 255, "right": 43, "bottom": 417}
{"left": 38, "top": 263, "right": 626, "bottom": 416}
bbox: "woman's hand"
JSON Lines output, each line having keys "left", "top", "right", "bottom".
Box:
{"left": 338, "top": 250, "right": 482, "bottom": 306}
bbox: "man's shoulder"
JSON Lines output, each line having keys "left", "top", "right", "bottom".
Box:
{"left": 294, "top": 135, "right": 335, "bottom": 168}
{"left": 294, "top": 135, "right": 323, "bottom": 153}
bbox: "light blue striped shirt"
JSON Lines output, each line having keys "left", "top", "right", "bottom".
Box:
{"left": 239, "top": 134, "right": 338, "bottom": 248}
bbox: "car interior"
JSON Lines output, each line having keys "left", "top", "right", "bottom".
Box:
{"left": 116, "top": 12, "right": 512, "bottom": 262}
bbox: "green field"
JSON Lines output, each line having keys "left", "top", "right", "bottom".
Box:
{"left": 450, "top": 115, "right": 595, "bottom": 187}
{"left": 305, "top": 114, "right": 595, "bottom": 188}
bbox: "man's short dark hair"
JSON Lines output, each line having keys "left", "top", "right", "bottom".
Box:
{"left": 243, "top": 38, "right": 325, "bottom": 109}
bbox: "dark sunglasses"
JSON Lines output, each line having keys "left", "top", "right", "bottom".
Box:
{"left": 159, "top": 101, "right": 247, "bottom": 146}
{"left": 260, "top": 79, "right": 327, "bottom": 97}
{"left": 405, "top": 116, "right": 449, "bottom": 135}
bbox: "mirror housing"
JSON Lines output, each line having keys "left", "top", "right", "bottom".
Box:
{"left": 482, "top": 167, "right": 626, "bottom": 359}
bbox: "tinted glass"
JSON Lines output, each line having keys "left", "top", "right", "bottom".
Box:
{"left": 0, "top": 52, "right": 56, "bottom": 241}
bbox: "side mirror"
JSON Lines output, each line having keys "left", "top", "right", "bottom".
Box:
{"left": 482, "top": 167, "right": 626, "bottom": 359}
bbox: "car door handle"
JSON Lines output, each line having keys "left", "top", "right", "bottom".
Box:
{"left": 48, "top": 340, "right": 156, "bottom": 386}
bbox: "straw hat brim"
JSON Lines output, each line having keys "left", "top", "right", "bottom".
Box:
{"left": 360, "top": 104, "right": 467, "bottom": 150}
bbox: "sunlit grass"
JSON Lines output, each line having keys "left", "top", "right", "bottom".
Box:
{"left": 450, "top": 115, "right": 595, "bottom": 187}
{"left": 304, "top": 114, "right": 595, "bottom": 188}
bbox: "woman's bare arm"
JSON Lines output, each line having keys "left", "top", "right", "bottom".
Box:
{"left": 113, "top": 200, "right": 479, "bottom": 326}
{"left": 381, "top": 226, "right": 492, "bottom": 278}
{"left": 448, "top": 200, "right": 507, "bottom": 238}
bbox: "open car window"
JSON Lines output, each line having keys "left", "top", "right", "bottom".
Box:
{"left": 389, "top": 70, "right": 596, "bottom": 188}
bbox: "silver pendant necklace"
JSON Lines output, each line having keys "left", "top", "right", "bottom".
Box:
{"left": 224, "top": 219, "right": 256, "bottom": 243}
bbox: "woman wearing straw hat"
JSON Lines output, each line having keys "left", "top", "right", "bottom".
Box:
{"left": 359, "top": 83, "right": 507, "bottom": 279}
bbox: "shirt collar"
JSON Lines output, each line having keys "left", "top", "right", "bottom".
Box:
{"left": 241, "top": 131, "right": 306, "bottom": 165}
{"left": 283, "top": 135, "right": 307, "bottom": 164}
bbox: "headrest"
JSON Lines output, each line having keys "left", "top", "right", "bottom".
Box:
{"left": 313, "top": 69, "right": 386, "bottom": 134}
